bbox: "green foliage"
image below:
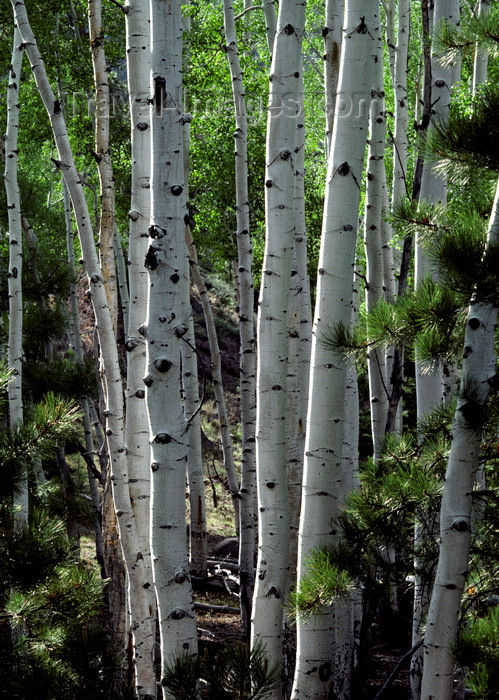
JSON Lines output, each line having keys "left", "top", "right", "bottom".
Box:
{"left": 321, "top": 277, "right": 466, "bottom": 369}
{"left": 24, "top": 357, "right": 97, "bottom": 403}
{"left": 2, "top": 563, "right": 108, "bottom": 700}
{"left": 6, "top": 561, "right": 104, "bottom": 632}
{"left": 389, "top": 198, "right": 446, "bottom": 242}
{"left": 0, "top": 358, "right": 108, "bottom": 698}
{"left": 432, "top": 10, "right": 499, "bottom": 68}
{"left": 0, "top": 393, "right": 81, "bottom": 493}
{"left": 454, "top": 606, "right": 499, "bottom": 700}
{"left": 162, "top": 641, "right": 282, "bottom": 700}
{"left": 288, "top": 548, "right": 353, "bottom": 620}
{"left": 287, "top": 429, "right": 449, "bottom": 630}
{"left": 0, "top": 510, "right": 70, "bottom": 591}
{"left": 426, "top": 84, "right": 499, "bottom": 179}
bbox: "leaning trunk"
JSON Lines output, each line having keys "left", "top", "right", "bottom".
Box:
{"left": 11, "top": 5, "right": 156, "bottom": 698}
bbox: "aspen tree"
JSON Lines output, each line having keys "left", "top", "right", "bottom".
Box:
{"left": 391, "top": 0, "right": 410, "bottom": 205}
{"left": 472, "top": 0, "right": 491, "bottom": 95}
{"left": 88, "top": 0, "right": 119, "bottom": 332}
{"left": 181, "top": 304, "right": 208, "bottom": 577}
{"left": 124, "top": 0, "right": 153, "bottom": 576}
{"left": 415, "top": 0, "right": 460, "bottom": 418}
{"left": 179, "top": 13, "right": 208, "bottom": 576}
{"left": 291, "top": 2, "right": 379, "bottom": 696}
{"left": 4, "top": 26, "right": 26, "bottom": 525}
{"left": 412, "top": 5, "right": 460, "bottom": 695}
{"left": 147, "top": 1, "right": 197, "bottom": 688}
{"left": 364, "top": 39, "right": 388, "bottom": 461}
{"left": 286, "top": 63, "right": 312, "bottom": 595}
{"left": 222, "top": 0, "right": 257, "bottom": 639}
{"left": 324, "top": 0, "right": 343, "bottom": 154}
{"left": 420, "top": 179, "right": 499, "bottom": 700}
{"left": 251, "top": 1, "right": 306, "bottom": 686}
{"left": 10, "top": 4, "right": 156, "bottom": 697}
{"left": 124, "top": 1, "right": 159, "bottom": 694}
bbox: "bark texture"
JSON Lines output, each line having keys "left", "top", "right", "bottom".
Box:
{"left": 291, "top": 3, "right": 378, "bottom": 697}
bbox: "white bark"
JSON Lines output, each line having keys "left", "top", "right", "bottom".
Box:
{"left": 421, "top": 179, "right": 499, "bottom": 700}
{"left": 291, "top": 3, "right": 378, "bottom": 697}
{"left": 412, "top": 5, "right": 460, "bottom": 695}
{"left": 4, "top": 26, "right": 26, "bottom": 525}
{"left": 391, "top": 0, "right": 410, "bottom": 204}
{"left": 324, "top": 0, "right": 343, "bottom": 154}
{"left": 262, "top": 0, "right": 278, "bottom": 56}
{"left": 181, "top": 306, "right": 208, "bottom": 576}
{"left": 148, "top": 2, "right": 197, "bottom": 688}
{"left": 11, "top": 4, "right": 156, "bottom": 696}
{"left": 222, "top": 0, "right": 257, "bottom": 638}
{"left": 286, "top": 63, "right": 312, "bottom": 591}
{"left": 251, "top": 0, "right": 306, "bottom": 684}
{"left": 124, "top": 0, "right": 153, "bottom": 575}
{"left": 124, "top": 2, "right": 158, "bottom": 695}
{"left": 364, "top": 47, "right": 388, "bottom": 461}
{"left": 472, "top": 0, "right": 490, "bottom": 95}
{"left": 88, "top": 0, "right": 119, "bottom": 333}
{"left": 415, "top": 0, "right": 459, "bottom": 420}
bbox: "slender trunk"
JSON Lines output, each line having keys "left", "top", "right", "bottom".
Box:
{"left": 262, "top": 0, "right": 277, "bottom": 56}
{"left": 421, "top": 178, "right": 499, "bottom": 700}
{"left": 364, "top": 51, "right": 388, "bottom": 461}
{"left": 185, "top": 228, "right": 240, "bottom": 528}
{"left": 182, "top": 305, "right": 208, "bottom": 577}
{"left": 222, "top": 0, "right": 257, "bottom": 638}
{"left": 251, "top": 2, "right": 306, "bottom": 687}
{"left": 471, "top": 0, "right": 490, "bottom": 95}
{"left": 88, "top": 0, "right": 118, "bottom": 332}
{"left": 115, "top": 233, "right": 130, "bottom": 337}
{"left": 286, "top": 79, "right": 311, "bottom": 592}
{"left": 4, "top": 26, "right": 26, "bottom": 526}
{"left": 291, "top": 3, "right": 378, "bottom": 697}
{"left": 324, "top": 0, "right": 343, "bottom": 155}
{"left": 391, "top": 0, "right": 410, "bottom": 204}
{"left": 180, "top": 16, "right": 208, "bottom": 579}
{"left": 12, "top": 5, "right": 156, "bottom": 697}
{"left": 123, "top": 5, "right": 159, "bottom": 695}
{"left": 148, "top": 3, "right": 197, "bottom": 690}
{"left": 412, "top": 5, "right": 460, "bottom": 695}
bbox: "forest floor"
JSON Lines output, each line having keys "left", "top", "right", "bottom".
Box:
{"left": 190, "top": 280, "right": 413, "bottom": 699}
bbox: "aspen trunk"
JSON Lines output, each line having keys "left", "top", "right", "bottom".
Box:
{"left": 251, "top": 2, "right": 306, "bottom": 687}
{"left": 421, "top": 179, "right": 499, "bottom": 700}
{"left": 324, "top": 0, "right": 343, "bottom": 155}
{"left": 148, "top": 4, "right": 197, "bottom": 691}
{"left": 291, "top": 3, "right": 378, "bottom": 697}
{"left": 11, "top": 5, "right": 156, "bottom": 697}
{"left": 412, "top": 5, "right": 460, "bottom": 695}
{"left": 222, "top": 0, "right": 257, "bottom": 640}
{"left": 123, "top": 2, "right": 159, "bottom": 695}
{"left": 88, "top": 0, "right": 119, "bottom": 332}
{"left": 364, "top": 49, "right": 388, "bottom": 461}
{"left": 472, "top": 0, "right": 491, "bottom": 94}
{"left": 4, "top": 25, "right": 26, "bottom": 525}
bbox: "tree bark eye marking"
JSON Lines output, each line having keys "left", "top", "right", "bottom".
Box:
{"left": 154, "top": 76, "right": 166, "bottom": 111}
